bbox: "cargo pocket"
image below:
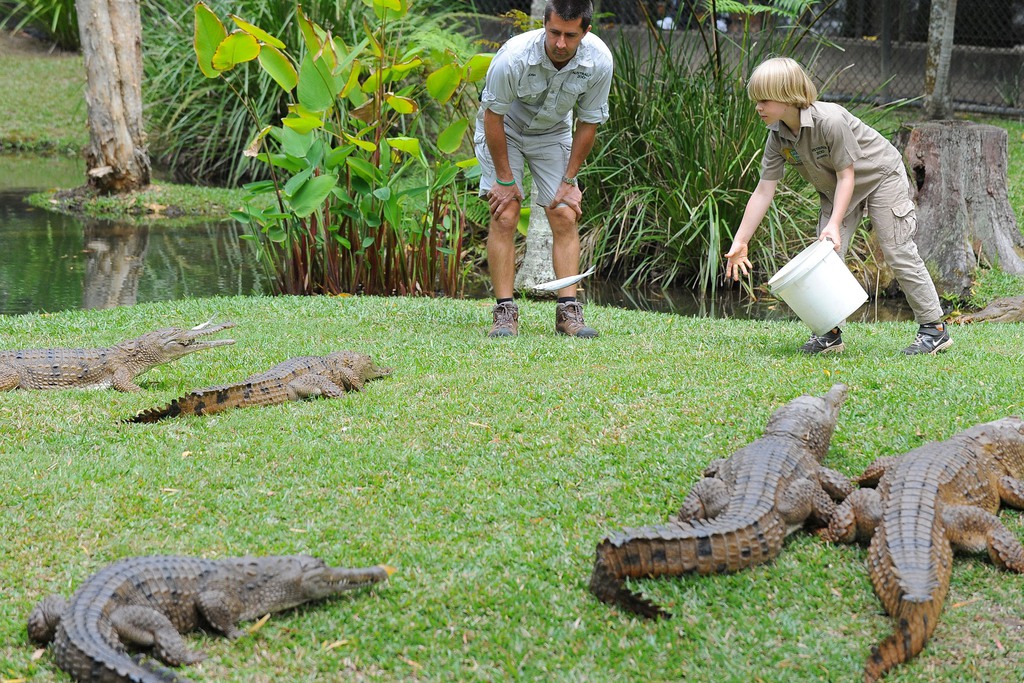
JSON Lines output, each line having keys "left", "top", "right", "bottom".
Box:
{"left": 891, "top": 200, "right": 917, "bottom": 247}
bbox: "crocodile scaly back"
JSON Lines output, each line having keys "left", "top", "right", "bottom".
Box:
{"left": 824, "top": 417, "right": 1024, "bottom": 681}
{"left": 590, "top": 384, "right": 851, "bottom": 619}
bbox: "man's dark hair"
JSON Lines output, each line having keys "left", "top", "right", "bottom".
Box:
{"left": 544, "top": 0, "right": 593, "bottom": 30}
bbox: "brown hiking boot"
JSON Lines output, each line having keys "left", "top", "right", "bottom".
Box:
{"left": 555, "top": 301, "right": 598, "bottom": 338}
{"left": 488, "top": 301, "right": 519, "bottom": 337}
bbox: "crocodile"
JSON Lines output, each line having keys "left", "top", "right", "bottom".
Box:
{"left": 822, "top": 417, "right": 1024, "bottom": 681}
{"left": 0, "top": 321, "right": 235, "bottom": 392}
{"left": 950, "top": 295, "right": 1024, "bottom": 323}
{"left": 27, "top": 554, "right": 394, "bottom": 683}
{"left": 126, "top": 350, "right": 392, "bottom": 423}
{"left": 590, "top": 384, "right": 853, "bottom": 619}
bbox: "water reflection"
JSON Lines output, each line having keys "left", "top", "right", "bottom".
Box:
{"left": 0, "top": 154, "right": 914, "bottom": 323}
{"left": 0, "top": 188, "right": 271, "bottom": 316}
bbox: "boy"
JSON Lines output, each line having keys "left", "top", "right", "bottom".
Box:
{"left": 725, "top": 57, "right": 952, "bottom": 356}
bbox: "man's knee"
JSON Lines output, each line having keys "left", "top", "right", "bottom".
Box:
{"left": 545, "top": 205, "right": 578, "bottom": 234}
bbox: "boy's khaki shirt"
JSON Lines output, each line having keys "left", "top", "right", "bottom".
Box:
{"left": 760, "top": 102, "right": 904, "bottom": 211}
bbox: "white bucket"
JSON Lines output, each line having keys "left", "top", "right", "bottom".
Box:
{"left": 767, "top": 240, "right": 868, "bottom": 335}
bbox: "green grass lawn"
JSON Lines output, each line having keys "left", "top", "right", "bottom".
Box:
{"left": 2, "top": 295, "right": 1023, "bottom": 682}
{"left": 0, "top": 32, "right": 86, "bottom": 154}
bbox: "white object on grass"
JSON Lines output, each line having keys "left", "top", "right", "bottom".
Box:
{"left": 532, "top": 265, "right": 597, "bottom": 292}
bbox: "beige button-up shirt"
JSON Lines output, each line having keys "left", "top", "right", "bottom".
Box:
{"left": 760, "top": 102, "right": 904, "bottom": 211}
{"left": 477, "top": 28, "right": 613, "bottom": 136}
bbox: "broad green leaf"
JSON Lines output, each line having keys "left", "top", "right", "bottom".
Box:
{"left": 347, "top": 156, "right": 380, "bottom": 183}
{"left": 266, "top": 223, "right": 289, "bottom": 242}
{"left": 343, "top": 132, "right": 377, "bottom": 152}
{"left": 425, "top": 63, "right": 461, "bottom": 104}
{"left": 284, "top": 166, "right": 314, "bottom": 197}
{"left": 437, "top": 118, "right": 469, "bottom": 154}
{"left": 212, "top": 31, "right": 260, "bottom": 71}
{"left": 389, "top": 58, "right": 423, "bottom": 76}
{"left": 340, "top": 59, "right": 362, "bottom": 97}
{"left": 387, "top": 136, "right": 421, "bottom": 158}
{"left": 464, "top": 53, "right": 494, "bottom": 82}
{"left": 288, "top": 174, "right": 338, "bottom": 218}
{"left": 194, "top": 2, "right": 227, "bottom": 78}
{"left": 258, "top": 45, "right": 297, "bottom": 92}
{"left": 297, "top": 6, "right": 322, "bottom": 56}
{"left": 278, "top": 126, "right": 316, "bottom": 158}
{"left": 361, "top": 69, "right": 382, "bottom": 94}
{"left": 361, "top": 235, "right": 377, "bottom": 249}
{"left": 372, "top": 187, "right": 392, "bottom": 201}
{"left": 384, "top": 94, "right": 417, "bottom": 114}
{"left": 325, "top": 145, "right": 355, "bottom": 169}
{"left": 364, "top": 0, "right": 407, "bottom": 21}
{"left": 281, "top": 105, "right": 324, "bottom": 134}
{"left": 364, "top": 18, "right": 383, "bottom": 59}
{"left": 229, "top": 14, "right": 285, "bottom": 49}
{"left": 297, "top": 52, "right": 336, "bottom": 112}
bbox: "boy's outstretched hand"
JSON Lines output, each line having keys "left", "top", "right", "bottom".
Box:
{"left": 724, "top": 242, "right": 750, "bottom": 281}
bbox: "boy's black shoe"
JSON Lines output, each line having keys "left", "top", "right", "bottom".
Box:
{"left": 903, "top": 322, "right": 953, "bottom": 355}
{"left": 799, "top": 328, "right": 844, "bottom": 355}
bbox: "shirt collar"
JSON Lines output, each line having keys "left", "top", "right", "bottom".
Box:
{"left": 527, "top": 28, "right": 592, "bottom": 70}
{"left": 769, "top": 105, "right": 814, "bottom": 142}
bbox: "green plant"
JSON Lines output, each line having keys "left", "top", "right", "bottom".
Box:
{"left": 192, "top": 1, "right": 489, "bottom": 297}
{"left": 584, "top": 0, "right": 836, "bottom": 295}
{"left": 1, "top": 0, "right": 78, "bottom": 50}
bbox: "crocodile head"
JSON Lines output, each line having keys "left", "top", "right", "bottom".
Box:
{"left": 117, "top": 320, "right": 236, "bottom": 365}
{"left": 232, "top": 555, "right": 395, "bottom": 620}
{"left": 763, "top": 383, "right": 848, "bottom": 461}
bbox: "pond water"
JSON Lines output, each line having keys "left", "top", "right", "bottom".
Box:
{"left": 0, "top": 154, "right": 914, "bottom": 322}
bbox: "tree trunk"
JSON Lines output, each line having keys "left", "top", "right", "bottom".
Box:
{"left": 891, "top": 121, "right": 1024, "bottom": 297}
{"left": 76, "top": 0, "right": 150, "bottom": 194}
{"left": 514, "top": 199, "right": 558, "bottom": 293}
{"left": 923, "top": 0, "right": 957, "bottom": 119}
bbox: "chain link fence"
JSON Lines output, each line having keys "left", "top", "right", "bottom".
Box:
{"left": 467, "top": 0, "right": 1024, "bottom": 115}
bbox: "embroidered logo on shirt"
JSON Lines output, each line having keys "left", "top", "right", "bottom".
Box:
{"left": 782, "top": 147, "right": 802, "bottom": 165}
{"left": 811, "top": 145, "right": 829, "bottom": 159}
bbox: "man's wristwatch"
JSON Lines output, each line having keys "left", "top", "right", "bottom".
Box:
{"left": 561, "top": 175, "right": 578, "bottom": 186}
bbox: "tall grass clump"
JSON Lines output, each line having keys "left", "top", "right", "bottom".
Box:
{"left": 584, "top": 0, "right": 836, "bottom": 295}
{"left": 0, "top": 0, "right": 78, "bottom": 50}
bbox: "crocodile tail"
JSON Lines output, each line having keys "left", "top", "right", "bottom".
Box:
{"left": 590, "top": 511, "right": 785, "bottom": 619}
{"left": 53, "top": 627, "right": 192, "bottom": 683}
{"left": 125, "top": 397, "right": 187, "bottom": 423}
{"left": 589, "top": 548, "right": 671, "bottom": 619}
{"left": 126, "top": 387, "right": 243, "bottom": 424}
{"left": 863, "top": 599, "right": 940, "bottom": 682}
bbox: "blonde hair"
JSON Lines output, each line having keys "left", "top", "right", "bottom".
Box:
{"left": 746, "top": 57, "right": 818, "bottom": 108}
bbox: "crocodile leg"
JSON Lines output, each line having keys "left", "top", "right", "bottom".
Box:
{"left": 942, "top": 505, "right": 1024, "bottom": 571}
{"left": 821, "top": 488, "right": 881, "bottom": 544}
{"left": 26, "top": 595, "right": 67, "bottom": 644}
{"left": 111, "top": 366, "right": 144, "bottom": 392}
{"left": 109, "top": 605, "right": 208, "bottom": 665}
{"left": 288, "top": 374, "right": 349, "bottom": 399}
{"left": 674, "top": 478, "right": 729, "bottom": 522}
{"left": 0, "top": 365, "right": 20, "bottom": 390}
{"left": 998, "top": 475, "right": 1024, "bottom": 508}
{"left": 195, "top": 590, "right": 248, "bottom": 639}
{"left": 818, "top": 467, "right": 855, "bottom": 500}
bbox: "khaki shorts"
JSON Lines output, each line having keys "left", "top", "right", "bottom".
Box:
{"left": 474, "top": 118, "right": 571, "bottom": 206}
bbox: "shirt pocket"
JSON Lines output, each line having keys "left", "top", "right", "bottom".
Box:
{"left": 515, "top": 74, "right": 548, "bottom": 106}
{"left": 554, "top": 75, "right": 589, "bottom": 112}
{"left": 891, "top": 200, "right": 917, "bottom": 246}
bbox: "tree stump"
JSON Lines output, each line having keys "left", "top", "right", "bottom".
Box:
{"left": 892, "top": 120, "right": 1024, "bottom": 297}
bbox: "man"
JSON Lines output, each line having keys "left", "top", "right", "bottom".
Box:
{"left": 474, "top": 0, "right": 613, "bottom": 338}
